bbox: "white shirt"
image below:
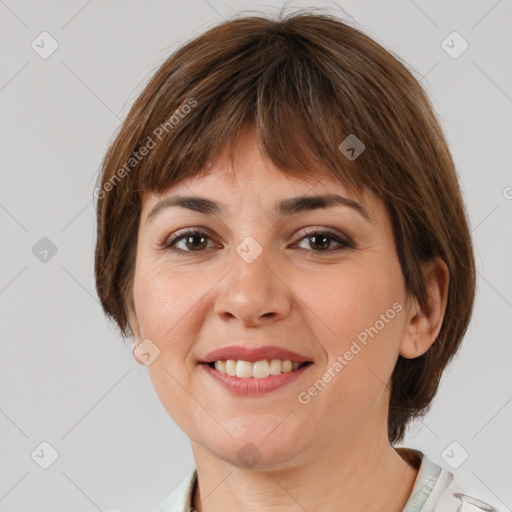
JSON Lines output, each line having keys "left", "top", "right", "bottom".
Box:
{"left": 156, "top": 449, "right": 503, "bottom": 512}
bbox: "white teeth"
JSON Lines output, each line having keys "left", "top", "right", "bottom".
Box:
{"left": 214, "top": 360, "right": 226, "bottom": 374}
{"left": 269, "top": 359, "right": 282, "bottom": 375}
{"left": 252, "top": 360, "right": 270, "bottom": 378}
{"left": 236, "top": 360, "right": 253, "bottom": 378}
{"left": 211, "top": 359, "right": 307, "bottom": 378}
{"left": 225, "top": 359, "right": 237, "bottom": 376}
{"left": 282, "top": 360, "right": 292, "bottom": 373}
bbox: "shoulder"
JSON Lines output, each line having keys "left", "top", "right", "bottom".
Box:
{"left": 156, "top": 467, "right": 197, "bottom": 512}
{"left": 398, "top": 448, "right": 503, "bottom": 512}
{"left": 425, "top": 470, "right": 503, "bottom": 511}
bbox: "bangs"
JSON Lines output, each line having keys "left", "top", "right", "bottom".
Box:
{"left": 131, "top": 23, "right": 373, "bottom": 203}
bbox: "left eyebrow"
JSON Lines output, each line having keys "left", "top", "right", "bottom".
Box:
{"left": 145, "top": 193, "right": 375, "bottom": 225}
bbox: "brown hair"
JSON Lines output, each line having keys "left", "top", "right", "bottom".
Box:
{"left": 94, "top": 9, "right": 476, "bottom": 444}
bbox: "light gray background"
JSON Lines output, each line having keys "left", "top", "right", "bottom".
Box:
{"left": 1, "top": 0, "right": 511, "bottom": 511}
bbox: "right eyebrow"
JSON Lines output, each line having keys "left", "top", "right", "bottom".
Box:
{"left": 146, "top": 196, "right": 224, "bottom": 224}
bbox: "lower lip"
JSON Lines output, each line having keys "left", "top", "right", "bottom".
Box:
{"left": 200, "top": 363, "right": 313, "bottom": 395}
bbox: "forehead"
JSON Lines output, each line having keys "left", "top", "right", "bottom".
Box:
{"left": 140, "top": 166, "right": 383, "bottom": 236}
{"left": 140, "top": 124, "right": 379, "bottom": 224}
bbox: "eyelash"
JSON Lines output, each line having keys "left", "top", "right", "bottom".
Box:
{"left": 160, "top": 227, "right": 354, "bottom": 257}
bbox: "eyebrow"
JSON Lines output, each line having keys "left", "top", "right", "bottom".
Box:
{"left": 146, "top": 193, "right": 375, "bottom": 224}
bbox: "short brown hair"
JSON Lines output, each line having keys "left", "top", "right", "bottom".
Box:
{"left": 94, "top": 9, "right": 476, "bottom": 444}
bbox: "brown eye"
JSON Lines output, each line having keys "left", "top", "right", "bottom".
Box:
{"left": 162, "top": 229, "right": 215, "bottom": 255}
{"left": 161, "top": 227, "right": 353, "bottom": 257}
{"left": 305, "top": 233, "right": 332, "bottom": 251}
{"left": 294, "top": 228, "right": 353, "bottom": 253}
{"left": 179, "top": 232, "right": 209, "bottom": 251}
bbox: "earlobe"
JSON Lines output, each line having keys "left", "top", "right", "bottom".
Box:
{"left": 132, "top": 337, "right": 146, "bottom": 365}
{"left": 399, "top": 257, "right": 450, "bottom": 359}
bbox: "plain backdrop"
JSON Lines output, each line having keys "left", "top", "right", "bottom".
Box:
{"left": 1, "top": 0, "right": 511, "bottom": 511}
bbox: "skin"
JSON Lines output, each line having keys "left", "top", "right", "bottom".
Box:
{"left": 128, "top": 124, "right": 449, "bottom": 512}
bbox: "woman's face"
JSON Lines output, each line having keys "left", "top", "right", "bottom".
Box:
{"left": 129, "top": 125, "right": 416, "bottom": 469}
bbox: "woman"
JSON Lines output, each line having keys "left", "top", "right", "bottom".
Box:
{"left": 94, "top": 9, "right": 501, "bottom": 512}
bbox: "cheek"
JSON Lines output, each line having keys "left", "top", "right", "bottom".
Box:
{"left": 303, "top": 262, "right": 404, "bottom": 347}
{"left": 131, "top": 267, "right": 193, "bottom": 390}
{"left": 133, "top": 258, "right": 202, "bottom": 338}
{"left": 301, "top": 263, "right": 404, "bottom": 405}
{"left": 132, "top": 262, "right": 207, "bottom": 429}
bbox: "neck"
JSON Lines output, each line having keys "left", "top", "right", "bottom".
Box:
{"left": 191, "top": 426, "right": 419, "bottom": 512}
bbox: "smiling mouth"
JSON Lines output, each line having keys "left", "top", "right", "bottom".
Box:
{"left": 204, "top": 359, "right": 313, "bottom": 379}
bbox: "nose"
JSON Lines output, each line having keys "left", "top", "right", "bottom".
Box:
{"left": 213, "top": 245, "right": 291, "bottom": 327}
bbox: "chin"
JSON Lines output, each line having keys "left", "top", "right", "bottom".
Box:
{"left": 202, "top": 423, "right": 306, "bottom": 471}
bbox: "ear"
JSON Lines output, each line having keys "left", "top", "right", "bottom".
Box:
{"left": 399, "top": 257, "right": 449, "bottom": 359}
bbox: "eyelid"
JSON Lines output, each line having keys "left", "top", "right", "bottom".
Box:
{"left": 160, "top": 225, "right": 355, "bottom": 254}
{"left": 162, "top": 225, "right": 216, "bottom": 244}
{"left": 292, "top": 226, "right": 354, "bottom": 248}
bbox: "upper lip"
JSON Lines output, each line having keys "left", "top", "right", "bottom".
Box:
{"left": 201, "top": 345, "right": 312, "bottom": 363}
